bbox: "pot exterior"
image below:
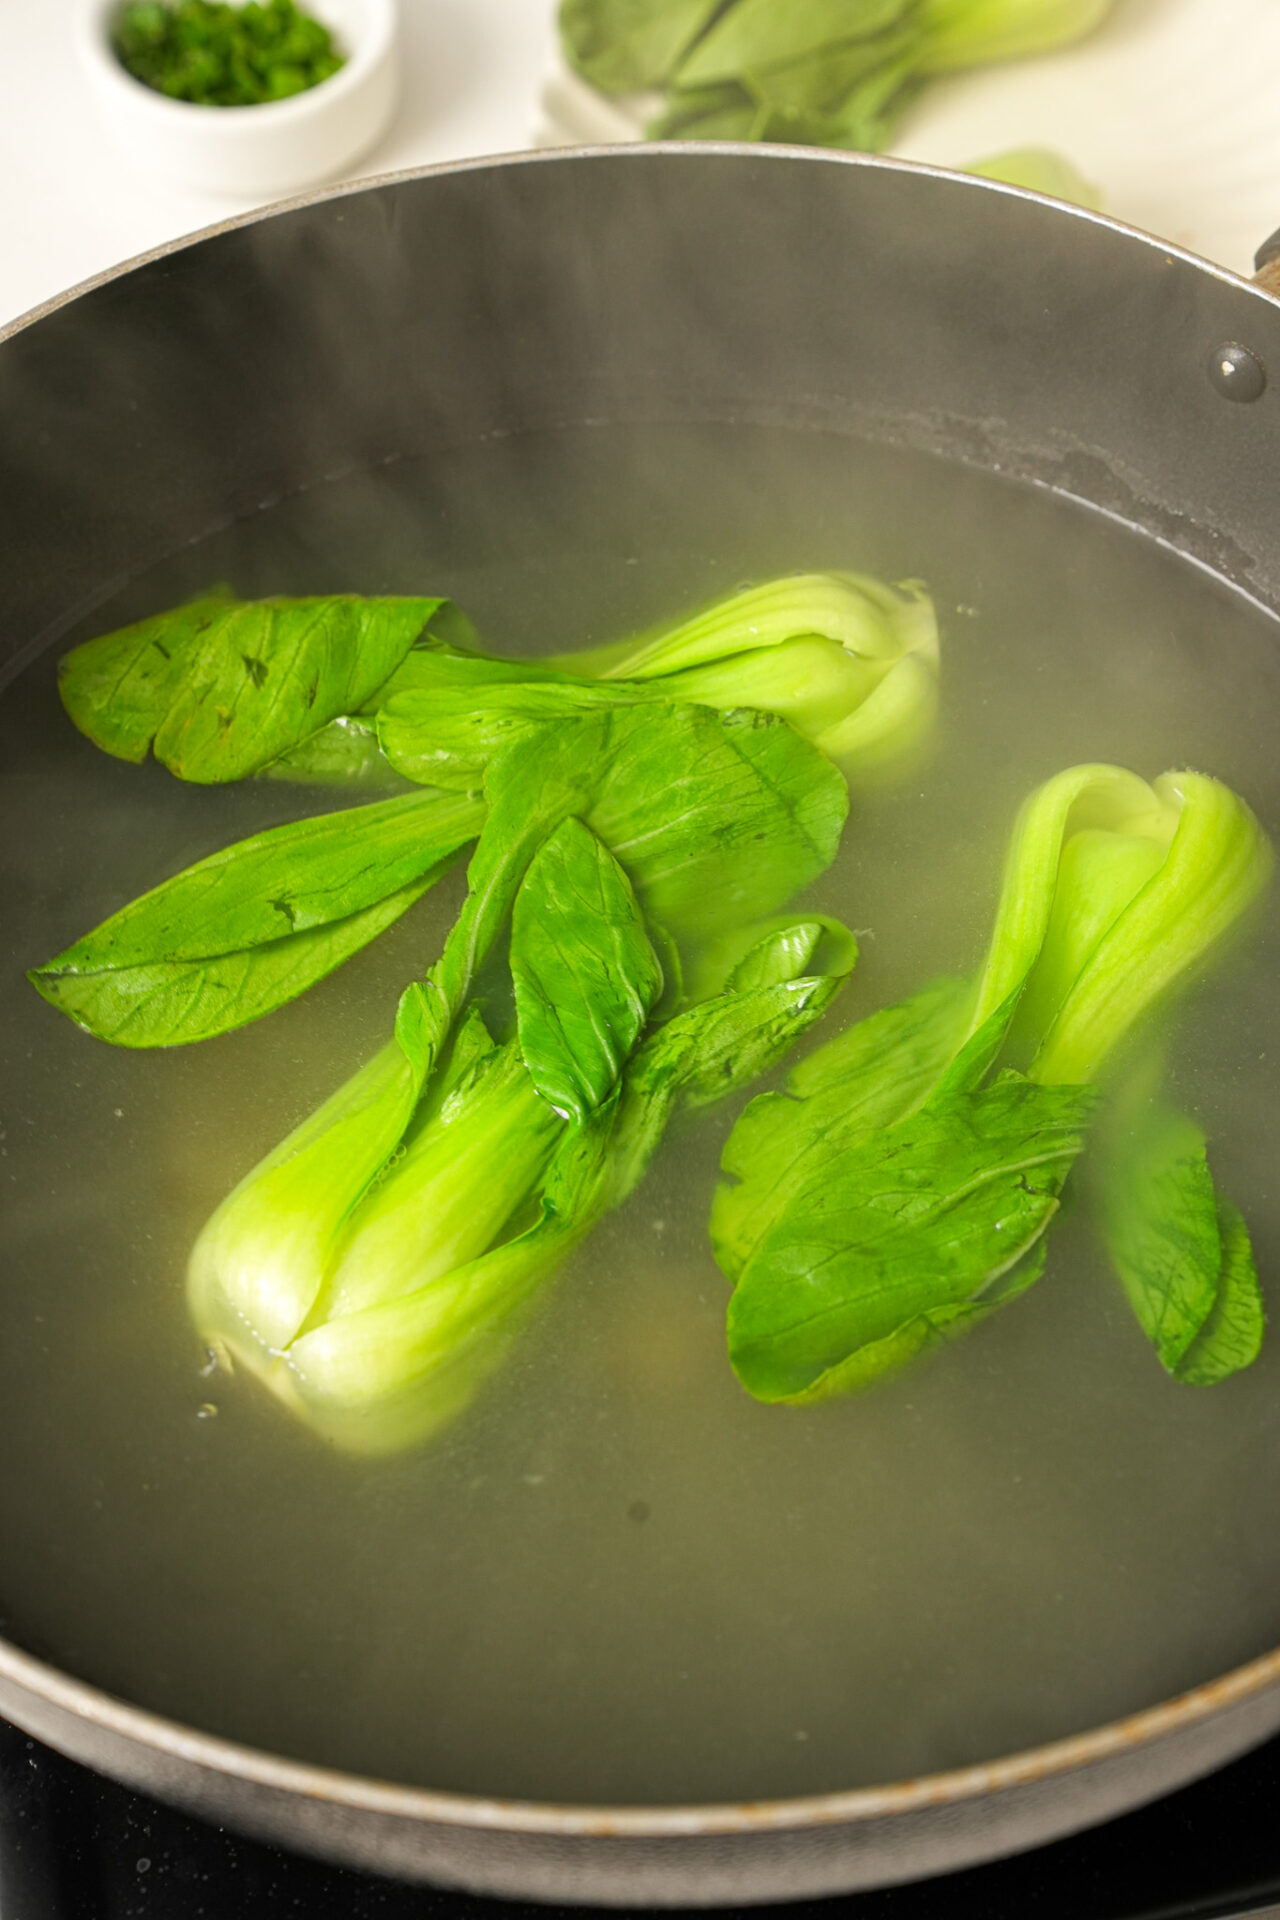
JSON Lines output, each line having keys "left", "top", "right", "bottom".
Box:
{"left": 3, "top": 1656, "right": 1280, "bottom": 1903}
{"left": 2, "top": 147, "right": 1280, "bottom": 1901}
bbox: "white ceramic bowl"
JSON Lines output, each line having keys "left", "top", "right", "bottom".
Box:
{"left": 77, "top": 0, "right": 401, "bottom": 200}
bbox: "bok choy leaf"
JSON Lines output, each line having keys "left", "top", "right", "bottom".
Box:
{"left": 1095, "top": 1084, "right": 1265, "bottom": 1386}
{"left": 58, "top": 594, "right": 456, "bottom": 783}
{"left": 559, "top": 0, "right": 1114, "bottom": 153}
{"left": 718, "top": 764, "right": 1272, "bottom": 1399}
{"left": 28, "top": 788, "right": 485, "bottom": 1046}
{"left": 557, "top": 0, "right": 725, "bottom": 91}
{"left": 385, "top": 702, "right": 848, "bottom": 945}
{"left": 511, "top": 817, "right": 664, "bottom": 1123}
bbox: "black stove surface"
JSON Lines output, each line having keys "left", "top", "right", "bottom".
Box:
{"left": 3, "top": 1719, "right": 1280, "bottom": 1920}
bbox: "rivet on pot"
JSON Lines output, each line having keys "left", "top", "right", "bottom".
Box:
{"left": 1208, "top": 343, "right": 1267, "bottom": 403}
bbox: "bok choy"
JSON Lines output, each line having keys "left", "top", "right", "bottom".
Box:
{"left": 56, "top": 572, "right": 938, "bottom": 795}
{"left": 717, "top": 765, "right": 1272, "bottom": 1402}
{"left": 559, "top": 0, "right": 1114, "bottom": 152}
{"left": 160, "top": 688, "right": 855, "bottom": 1450}
{"left": 192, "top": 907, "right": 855, "bottom": 1454}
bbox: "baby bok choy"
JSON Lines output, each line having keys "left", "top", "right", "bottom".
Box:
{"left": 52, "top": 572, "right": 938, "bottom": 799}
{"left": 716, "top": 764, "right": 1272, "bottom": 1403}
{"left": 373, "top": 571, "right": 939, "bottom": 795}
{"left": 176, "top": 689, "right": 854, "bottom": 1450}
{"left": 560, "top": 0, "right": 1114, "bottom": 152}
{"left": 191, "top": 841, "right": 856, "bottom": 1454}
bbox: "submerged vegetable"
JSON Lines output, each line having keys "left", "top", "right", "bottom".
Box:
{"left": 57, "top": 594, "right": 462, "bottom": 784}
{"left": 375, "top": 571, "right": 939, "bottom": 792}
{"left": 60, "top": 627, "right": 848, "bottom": 1453}
{"left": 58, "top": 573, "right": 937, "bottom": 797}
{"left": 32, "top": 695, "right": 846, "bottom": 1047}
{"left": 192, "top": 917, "right": 855, "bottom": 1453}
{"left": 179, "top": 688, "right": 852, "bottom": 1451}
{"left": 559, "top": 0, "right": 1114, "bottom": 153}
{"left": 28, "top": 788, "right": 484, "bottom": 1047}
{"left": 718, "top": 765, "right": 1272, "bottom": 1401}
{"left": 1096, "top": 1078, "right": 1265, "bottom": 1386}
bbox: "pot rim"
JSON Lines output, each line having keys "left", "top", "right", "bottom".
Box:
{"left": 3, "top": 141, "right": 1278, "bottom": 1840}
{"left": 3, "top": 1626, "right": 1280, "bottom": 1835}
{"left": 2, "top": 139, "right": 1275, "bottom": 348}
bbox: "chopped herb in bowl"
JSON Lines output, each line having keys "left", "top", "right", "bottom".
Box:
{"left": 112, "top": 0, "right": 345, "bottom": 107}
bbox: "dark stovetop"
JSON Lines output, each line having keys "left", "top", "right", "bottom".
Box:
{"left": 3, "top": 1718, "right": 1280, "bottom": 1920}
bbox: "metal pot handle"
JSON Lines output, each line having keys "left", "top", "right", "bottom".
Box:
{"left": 1254, "top": 227, "right": 1280, "bottom": 296}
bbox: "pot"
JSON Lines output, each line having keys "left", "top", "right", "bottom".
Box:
{"left": 1, "top": 146, "right": 1280, "bottom": 1906}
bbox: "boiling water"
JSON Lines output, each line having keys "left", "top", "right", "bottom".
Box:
{"left": 1, "top": 422, "right": 1279, "bottom": 1807}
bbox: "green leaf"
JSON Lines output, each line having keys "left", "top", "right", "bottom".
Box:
{"left": 692, "top": 914, "right": 840, "bottom": 996}
{"left": 917, "top": 0, "right": 1114, "bottom": 76}
{"left": 400, "top": 720, "right": 613, "bottom": 1093}
{"left": 768, "top": 44, "right": 920, "bottom": 150}
{"left": 727, "top": 1074, "right": 1097, "bottom": 1402}
{"left": 388, "top": 702, "right": 848, "bottom": 945}
{"left": 782, "top": 1238, "right": 1049, "bottom": 1404}
{"left": 558, "top": 0, "right": 726, "bottom": 92}
{"left": 60, "top": 595, "right": 444, "bottom": 783}
{"left": 511, "top": 818, "right": 664, "bottom": 1123}
{"left": 260, "top": 603, "right": 489, "bottom": 787}
{"left": 1097, "top": 1101, "right": 1220, "bottom": 1374}
{"left": 712, "top": 976, "right": 968, "bottom": 1282}
{"left": 56, "top": 593, "right": 234, "bottom": 766}
{"left": 1178, "top": 1200, "right": 1266, "bottom": 1385}
{"left": 29, "top": 789, "right": 484, "bottom": 1046}
{"left": 636, "top": 954, "right": 853, "bottom": 1115}
{"left": 1097, "top": 1097, "right": 1264, "bottom": 1383}
{"left": 742, "top": 28, "right": 914, "bottom": 116}
{"left": 583, "top": 704, "right": 848, "bottom": 942}
{"left": 378, "top": 670, "right": 653, "bottom": 793}
{"left": 583, "top": 913, "right": 857, "bottom": 1225}
{"left": 676, "top": 0, "right": 912, "bottom": 85}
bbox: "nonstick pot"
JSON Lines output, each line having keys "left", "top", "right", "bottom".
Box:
{"left": 2, "top": 146, "right": 1280, "bottom": 1906}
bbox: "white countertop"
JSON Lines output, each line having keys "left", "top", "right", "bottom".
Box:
{"left": 4, "top": 0, "right": 1279, "bottom": 332}
{"left": 0, "top": 0, "right": 558, "bottom": 328}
